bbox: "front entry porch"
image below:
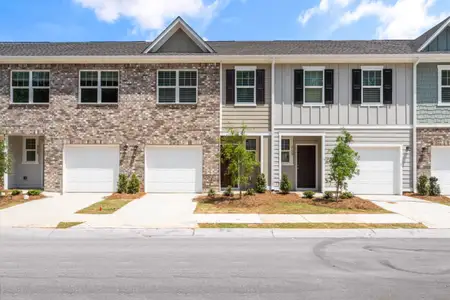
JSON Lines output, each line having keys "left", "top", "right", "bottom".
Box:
{"left": 5, "top": 136, "right": 44, "bottom": 190}
{"left": 280, "top": 135, "right": 324, "bottom": 192}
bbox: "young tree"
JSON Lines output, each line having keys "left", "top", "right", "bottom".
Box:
{"left": 326, "top": 130, "right": 359, "bottom": 201}
{"left": 221, "top": 126, "right": 259, "bottom": 198}
{"left": 0, "top": 137, "right": 12, "bottom": 189}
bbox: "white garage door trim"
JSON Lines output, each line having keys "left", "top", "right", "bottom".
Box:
{"left": 350, "top": 144, "right": 403, "bottom": 195}
{"left": 431, "top": 146, "right": 450, "bottom": 195}
{"left": 145, "top": 145, "right": 203, "bottom": 193}
{"left": 63, "top": 144, "right": 120, "bottom": 193}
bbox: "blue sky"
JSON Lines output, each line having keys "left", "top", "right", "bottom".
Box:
{"left": 0, "top": 0, "right": 449, "bottom": 42}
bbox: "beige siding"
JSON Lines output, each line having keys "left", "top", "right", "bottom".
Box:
{"left": 221, "top": 64, "right": 271, "bottom": 132}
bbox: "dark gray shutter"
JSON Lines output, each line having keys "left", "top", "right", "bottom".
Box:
{"left": 324, "top": 69, "right": 334, "bottom": 105}
{"left": 294, "top": 69, "right": 304, "bottom": 104}
{"left": 383, "top": 68, "right": 393, "bottom": 105}
{"left": 352, "top": 69, "right": 362, "bottom": 104}
{"left": 256, "top": 69, "right": 265, "bottom": 104}
{"left": 226, "top": 69, "right": 235, "bottom": 105}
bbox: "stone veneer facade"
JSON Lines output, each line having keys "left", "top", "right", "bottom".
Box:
{"left": 0, "top": 63, "right": 221, "bottom": 192}
{"left": 417, "top": 128, "right": 450, "bottom": 177}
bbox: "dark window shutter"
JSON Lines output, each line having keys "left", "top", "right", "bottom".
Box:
{"left": 256, "top": 69, "right": 265, "bottom": 104}
{"left": 352, "top": 69, "right": 362, "bottom": 104}
{"left": 226, "top": 69, "right": 235, "bottom": 105}
{"left": 324, "top": 69, "right": 334, "bottom": 105}
{"left": 383, "top": 68, "right": 393, "bottom": 105}
{"left": 294, "top": 69, "right": 304, "bottom": 104}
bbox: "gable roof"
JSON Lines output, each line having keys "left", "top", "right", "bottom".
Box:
{"left": 414, "top": 16, "right": 450, "bottom": 52}
{"left": 144, "top": 17, "right": 214, "bottom": 53}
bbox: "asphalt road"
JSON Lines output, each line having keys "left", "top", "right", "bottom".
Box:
{"left": 1, "top": 235, "right": 450, "bottom": 299}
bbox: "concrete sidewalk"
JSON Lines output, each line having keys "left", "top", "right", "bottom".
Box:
{"left": 361, "top": 195, "right": 450, "bottom": 228}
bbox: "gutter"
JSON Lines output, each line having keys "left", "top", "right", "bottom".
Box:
{"left": 412, "top": 58, "right": 420, "bottom": 193}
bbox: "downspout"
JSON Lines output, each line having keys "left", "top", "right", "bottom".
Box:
{"left": 412, "top": 58, "right": 420, "bottom": 193}
{"left": 270, "top": 57, "right": 275, "bottom": 190}
{"left": 219, "top": 61, "right": 223, "bottom": 190}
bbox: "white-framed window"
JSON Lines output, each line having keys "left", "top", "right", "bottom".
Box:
{"left": 11, "top": 70, "right": 50, "bottom": 104}
{"left": 281, "top": 138, "right": 293, "bottom": 165}
{"left": 304, "top": 67, "right": 324, "bottom": 105}
{"left": 438, "top": 65, "right": 450, "bottom": 106}
{"left": 157, "top": 70, "right": 198, "bottom": 104}
{"left": 361, "top": 66, "right": 383, "bottom": 105}
{"left": 22, "top": 137, "right": 38, "bottom": 164}
{"left": 235, "top": 66, "right": 256, "bottom": 105}
{"left": 79, "top": 70, "right": 119, "bottom": 104}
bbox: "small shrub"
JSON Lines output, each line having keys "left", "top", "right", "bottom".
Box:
{"left": 323, "top": 191, "right": 334, "bottom": 200}
{"left": 417, "top": 175, "right": 429, "bottom": 196}
{"left": 280, "top": 173, "right": 291, "bottom": 194}
{"left": 27, "top": 190, "right": 42, "bottom": 196}
{"left": 340, "top": 191, "right": 354, "bottom": 199}
{"left": 223, "top": 186, "right": 234, "bottom": 197}
{"left": 255, "top": 173, "right": 267, "bottom": 193}
{"left": 245, "top": 188, "right": 256, "bottom": 196}
{"left": 11, "top": 190, "right": 22, "bottom": 196}
{"left": 117, "top": 174, "right": 128, "bottom": 194}
{"left": 127, "top": 173, "right": 140, "bottom": 194}
{"left": 429, "top": 176, "right": 441, "bottom": 196}
{"left": 208, "top": 188, "right": 216, "bottom": 198}
{"left": 302, "top": 191, "right": 315, "bottom": 199}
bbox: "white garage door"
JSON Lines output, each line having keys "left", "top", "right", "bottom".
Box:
{"left": 347, "top": 146, "right": 401, "bottom": 195}
{"left": 145, "top": 146, "right": 202, "bottom": 193}
{"left": 64, "top": 145, "right": 119, "bottom": 193}
{"left": 431, "top": 147, "right": 450, "bottom": 195}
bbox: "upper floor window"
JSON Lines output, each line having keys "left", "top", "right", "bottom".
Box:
{"left": 362, "top": 67, "right": 383, "bottom": 105}
{"left": 79, "top": 71, "right": 119, "bottom": 104}
{"left": 157, "top": 70, "right": 197, "bottom": 104}
{"left": 304, "top": 67, "right": 324, "bottom": 105}
{"left": 438, "top": 65, "right": 450, "bottom": 106}
{"left": 235, "top": 67, "right": 256, "bottom": 105}
{"left": 11, "top": 71, "right": 49, "bottom": 104}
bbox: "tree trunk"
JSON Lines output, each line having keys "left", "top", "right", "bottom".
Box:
{"left": 335, "top": 183, "right": 340, "bottom": 202}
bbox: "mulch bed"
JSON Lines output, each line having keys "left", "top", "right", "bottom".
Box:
{"left": 0, "top": 193, "right": 46, "bottom": 209}
{"left": 105, "top": 192, "right": 146, "bottom": 200}
{"left": 301, "top": 196, "right": 385, "bottom": 211}
{"left": 405, "top": 193, "right": 450, "bottom": 205}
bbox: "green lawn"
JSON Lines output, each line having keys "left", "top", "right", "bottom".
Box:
{"left": 76, "top": 198, "right": 133, "bottom": 214}
{"left": 56, "top": 222, "right": 84, "bottom": 229}
{"left": 198, "top": 223, "right": 427, "bottom": 229}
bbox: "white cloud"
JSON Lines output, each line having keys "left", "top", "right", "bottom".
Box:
{"left": 299, "top": 0, "right": 449, "bottom": 39}
{"left": 74, "top": 0, "right": 229, "bottom": 36}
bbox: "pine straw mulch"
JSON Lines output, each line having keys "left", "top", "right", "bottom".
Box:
{"left": 194, "top": 192, "right": 389, "bottom": 214}
{"left": 404, "top": 193, "right": 450, "bottom": 206}
{"left": 0, "top": 193, "right": 46, "bottom": 210}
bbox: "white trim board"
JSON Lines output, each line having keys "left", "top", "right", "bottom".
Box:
{"left": 275, "top": 125, "right": 413, "bottom": 130}
{"left": 417, "top": 124, "right": 450, "bottom": 128}
{"left": 220, "top": 131, "right": 271, "bottom": 136}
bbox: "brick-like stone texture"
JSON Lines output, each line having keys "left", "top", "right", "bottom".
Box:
{"left": 417, "top": 128, "right": 450, "bottom": 176}
{"left": 0, "top": 63, "right": 221, "bottom": 192}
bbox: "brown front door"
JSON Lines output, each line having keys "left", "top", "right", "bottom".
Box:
{"left": 296, "top": 145, "right": 316, "bottom": 189}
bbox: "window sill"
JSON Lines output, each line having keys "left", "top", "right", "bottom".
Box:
{"left": 282, "top": 163, "right": 294, "bottom": 166}
{"left": 157, "top": 102, "right": 197, "bottom": 105}
{"left": 22, "top": 161, "right": 39, "bottom": 165}
{"left": 302, "top": 103, "right": 326, "bottom": 107}
{"left": 360, "top": 103, "right": 384, "bottom": 107}
{"left": 8, "top": 103, "right": 50, "bottom": 109}
{"left": 437, "top": 103, "right": 450, "bottom": 107}
{"left": 234, "top": 103, "right": 257, "bottom": 107}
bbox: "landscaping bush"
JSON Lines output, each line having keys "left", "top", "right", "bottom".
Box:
{"left": 223, "top": 186, "right": 234, "bottom": 197}
{"left": 27, "top": 190, "right": 42, "bottom": 196}
{"left": 323, "top": 191, "right": 334, "bottom": 200}
{"left": 302, "top": 191, "right": 315, "bottom": 199}
{"left": 117, "top": 174, "right": 128, "bottom": 194}
{"left": 11, "top": 190, "right": 21, "bottom": 196}
{"left": 245, "top": 188, "right": 256, "bottom": 196}
{"left": 255, "top": 173, "right": 267, "bottom": 193}
{"left": 417, "top": 175, "right": 429, "bottom": 196}
{"left": 127, "top": 173, "right": 140, "bottom": 194}
{"left": 340, "top": 191, "right": 354, "bottom": 199}
{"left": 280, "top": 173, "right": 291, "bottom": 194}
{"left": 208, "top": 188, "right": 216, "bottom": 198}
{"left": 429, "top": 176, "right": 441, "bottom": 196}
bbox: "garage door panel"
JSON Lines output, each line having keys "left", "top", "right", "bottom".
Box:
{"left": 431, "top": 147, "right": 450, "bottom": 195}
{"left": 146, "top": 182, "right": 196, "bottom": 193}
{"left": 147, "top": 169, "right": 196, "bottom": 183}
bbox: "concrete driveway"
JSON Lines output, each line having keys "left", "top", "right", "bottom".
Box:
{"left": 76, "top": 193, "right": 198, "bottom": 229}
{"left": 0, "top": 193, "right": 108, "bottom": 228}
{"left": 361, "top": 195, "right": 450, "bottom": 228}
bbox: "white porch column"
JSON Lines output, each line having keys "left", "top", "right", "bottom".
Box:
{"left": 260, "top": 135, "right": 264, "bottom": 175}
{"left": 3, "top": 135, "right": 8, "bottom": 190}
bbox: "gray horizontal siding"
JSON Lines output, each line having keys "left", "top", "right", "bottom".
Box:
{"left": 221, "top": 64, "right": 271, "bottom": 132}
{"left": 272, "top": 128, "right": 412, "bottom": 192}
{"left": 417, "top": 63, "right": 450, "bottom": 124}
{"left": 275, "top": 63, "right": 412, "bottom": 126}
{"left": 424, "top": 26, "right": 450, "bottom": 52}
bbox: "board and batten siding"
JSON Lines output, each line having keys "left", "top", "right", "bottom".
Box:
{"left": 423, "top": 26, "right": 450, "bottom": 52}
{"left": 274, "top": 64, "right": 412, "bottom": 126}
{"left": 272, "top": 128, "right": 413, "bottom": 192}
{"left": 417, "top": 63, "right": 450, "bottom": 124}
{"left": 221, "top": 64, "right": 271, "bottom": 132}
